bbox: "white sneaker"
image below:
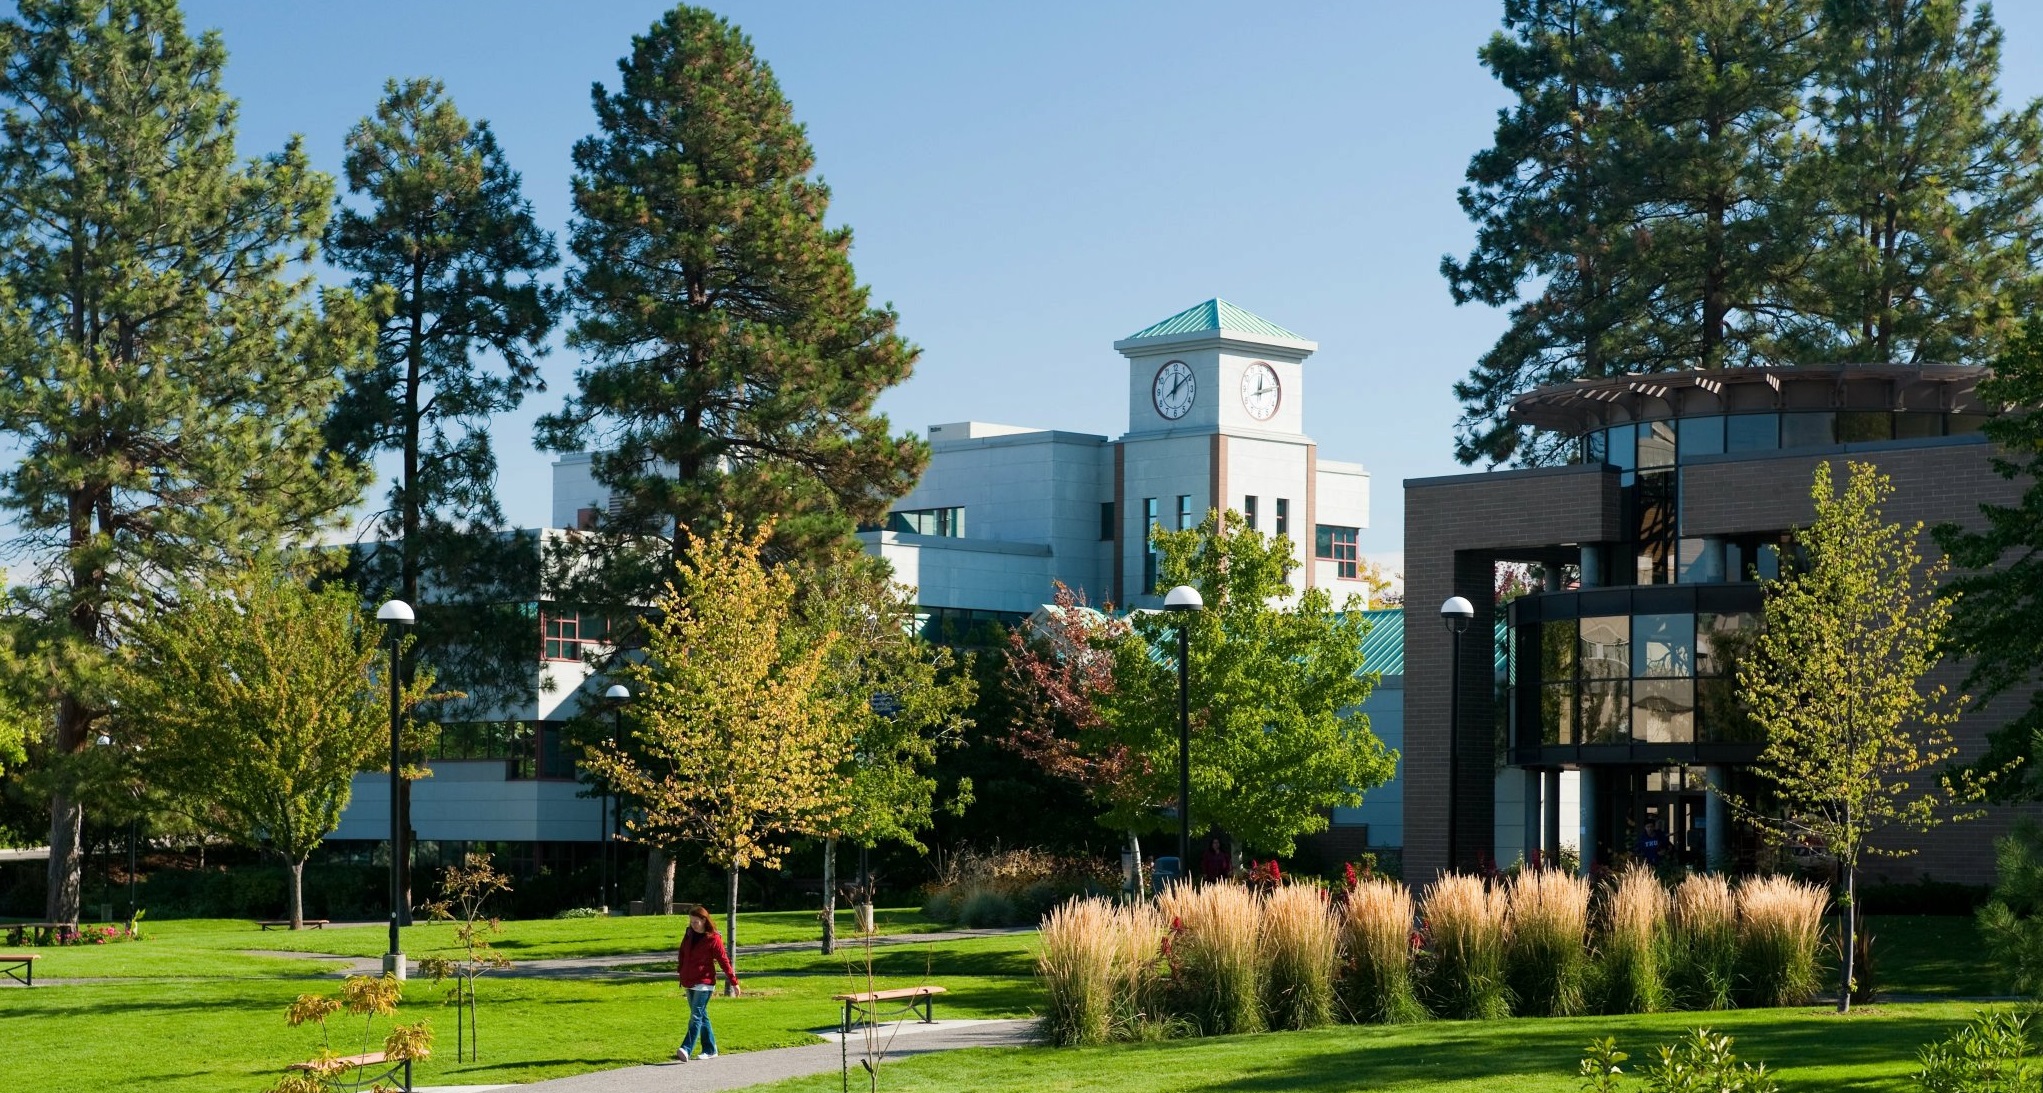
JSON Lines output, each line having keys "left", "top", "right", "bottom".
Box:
{"left": 675, "top": 1048, "right": 690, "bottom": 1062}
{"left": 700, "top": 1052, "right": 718, "bottom": 1059}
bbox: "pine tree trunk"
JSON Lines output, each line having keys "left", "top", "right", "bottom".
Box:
{"left": 288, "top": 859, "right": 306, "bottom": 930}
{"left": 46, "top": 791, "right": 83, "bottom": 924}
{"left": 725, "top": 865, "right": 740, "bottom": 992}
{"left": 645, "top": 846, "right": 674, "bottom": 914}
{"left": 821, "top": 835, "right": 837, "bottom": 955}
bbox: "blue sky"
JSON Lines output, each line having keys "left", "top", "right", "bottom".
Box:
{"left": 182, "top": 0, "right": 2043, "bottom": 562}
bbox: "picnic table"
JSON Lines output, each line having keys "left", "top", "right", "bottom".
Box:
{"left": 286, "top": 1051, "right": 411, "bottom": 1092}
{"left": 4, "top": 922, "right": 74, "bottom": 946}
{"left": 257, "top": 919, "right": 330, "bottom": 930}
{"left": 0, "top": 953, "right": 37, "bottom": 986}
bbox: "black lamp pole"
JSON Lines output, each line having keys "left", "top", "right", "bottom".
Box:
{"left": 603, "top": 683, "right": 630, "bottom": 912}
{"left": 1441, "top": 596, "right": 1474, "bottom": 873}
{"left": 377, "top": 599, "right": 414, "bottom": 976}
{"left": 1162, "top": 585, "right": 1204, "bottom": 874}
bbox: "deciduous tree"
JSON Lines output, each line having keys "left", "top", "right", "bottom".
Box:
{"left": 1737, "top": 460, "right": 1994, "bottom": 1013}
{"left": 0, "top": 0, "right": 374, "bottom": 922}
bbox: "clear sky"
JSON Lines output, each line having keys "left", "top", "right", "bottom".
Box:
{"left": 180, "top": 0, "right": 2043, "bottom": 564}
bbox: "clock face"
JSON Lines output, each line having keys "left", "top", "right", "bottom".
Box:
{"left": 1241, "top": 362, "right": 1281, "bottom": 421}
{"left": 1152, "top": 360, "right": 1196, "bottom": 420}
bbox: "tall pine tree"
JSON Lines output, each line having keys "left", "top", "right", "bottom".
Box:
{"left": 324, "top": 76, "right": 562, "bottom": 919}
{"left": 536, "top": 5, "right": 926, "bottom": 602}
{"left": 0, "top": 0, "right": 372, "bottom": 922}
{"left": 1787, "top": 0, "right": 2043, "bottom": 364}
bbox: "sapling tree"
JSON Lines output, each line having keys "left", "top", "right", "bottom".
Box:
{"left": 1736, "top": 460, "right": 1995, "bottom": 1013}
{"left": 419, "top": 852, "right": 514, "bottom": 1062}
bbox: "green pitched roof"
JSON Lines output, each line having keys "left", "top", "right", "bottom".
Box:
{"left": 1123, "top": 298, "right": 1307, "bottom": 343}
{"left": 1353, "top": 607, "right": 1508, "bottom": 680}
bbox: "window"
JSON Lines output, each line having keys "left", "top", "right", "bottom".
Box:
{"left": 1726, "top": 414, "right": 1778, "bottom": 452}
{"left": 1099, "top": 501, "right": 1115, "bottom": 542}
{"left": 1780, "top": 412, "right": 1835, "bottom": 449}
{"left": 1678, "top": 416, "right": 1724, "bottom": 459}
{"left": 1275, "top": 498, "right": 1290, "bottom": 536}
{"left": 1143, "top": 498, "right": 1159, "bottom": 593}
{"left": 575, "top": 507, "right": 599, "bottom": 530}
{"left": 1177, "top": 494, "right": 1193, "bottom": 530}
{"left": 543, "top": 609, "right": 608, "bottom": 661}
{"left": 1314, "top": 524, "right": 1359, "bottom": 579}
{"left": 1637, "top": 420, "right": 1676, "bottom": 469}
{"left": 1244, "top": 495, "right": 1259, "bottom": 530}
{"left": 886, "top": 506, "right": 964, "bottom": 537}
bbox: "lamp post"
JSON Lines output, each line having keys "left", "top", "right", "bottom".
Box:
{"left": 602, "top": 683, "right": 630, "bottom": 913}
{"left": 1440, "top": 595, "right": 1474, "bottom": 873}
{"left": 376, "top": 599, "right": 414, "bottom": 979}
{"left": 1162, "top": 585, "right": 1204, "bottom": 872}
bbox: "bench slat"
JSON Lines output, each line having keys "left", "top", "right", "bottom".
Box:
{"left": 289, "top": 1051, "right": 388, "bottom": 1071}
{"left": 834, "top": 985, "right": 946, "bottom": 1002}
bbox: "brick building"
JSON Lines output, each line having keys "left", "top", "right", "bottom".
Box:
{"left": 1403, "top": 364, "right": 2027, "bottom": 886}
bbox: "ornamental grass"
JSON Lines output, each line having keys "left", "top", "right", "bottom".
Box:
{"left": 1110, "top": 900, "right": 1169, "bottom": 1040}
{"left": 1738, "top": 874, "right": 1827, "bottom": 1008}
{"left": 1341, "top": 877, "right": 1427, "bottom": 1024}
{"left": 1158, "top": 881, "right": 1265, "bottom": 1035}
{"left": 1596, "top": 865, "right": 1668, "bottom": 1014}
{"left": 1506, "top": 867, "right": 1591, "bottom": 1017}
{"left": 1261, "top": 883, "right": 1339, "bottom": 1030}
{"left": 1420, "top": 873, "right": 1511, "bottom": 1020}
{"left": 1670, "top": 874, "right": 1740, "bottom": 1010}
{"left": 1037, "top": 897, "right": 1118, "bottom": 1045}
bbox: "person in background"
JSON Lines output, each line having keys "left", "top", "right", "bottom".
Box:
{"left": 1200, "top": 836, "right": 1231, "bottom": 883}
{"left": 675, "top": 904, "right": 740, "bottom": 1062}
{"left": 1635, "top": 818, "right": 1665, "bottom": 868}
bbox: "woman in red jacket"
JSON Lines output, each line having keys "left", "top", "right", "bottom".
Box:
{"left": 675, "top": 905, "right": 740, "bottom": 1061}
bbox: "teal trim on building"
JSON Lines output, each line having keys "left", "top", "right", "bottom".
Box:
{"left": 1359, "top": 608, "right": 1405, "bottom": 677}
{"left": 1123, "top": 298, "right": 1307, "bottom": 343}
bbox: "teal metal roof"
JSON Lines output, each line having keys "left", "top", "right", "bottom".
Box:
{"left": 1123, "top": 298, "right": 1307, "bottom": 343}
{"left": 1353, "top": 607, "right": 1510, "bottom": 679}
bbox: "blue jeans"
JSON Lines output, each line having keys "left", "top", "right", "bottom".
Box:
{"left": 682, "top": 985, "right": 717, "bottom": 1056}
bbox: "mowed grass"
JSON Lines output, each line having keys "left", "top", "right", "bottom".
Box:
{"left": 1, "top": 907, "right": 947, "bottom": 978}
{"left": 751, "top": 1002, "right": 1985, "bottom": 1093}
{"left": 2, "top": 932, "right": 1039, "bottom": 1093}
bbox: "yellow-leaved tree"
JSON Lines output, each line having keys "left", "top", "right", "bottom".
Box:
{"left": 582, "top": 521, "right": 848, "bottom": 968}
{"left": 1738, "top": 460, "right": 1997, "bottom": 1013}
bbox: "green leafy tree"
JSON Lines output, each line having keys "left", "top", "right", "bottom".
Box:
{"left": 1976, "top": 819, "right": 2043, "bottom": 998}
{"left": 117, "top": 557, "right": 434, "bottom": 929}
{"left": 1786, "top": 0, "right": 2043, "bottom": 365}
{"left": 1093, "top": 511, "right": 1394, "bottom": 856}
{"left": 581, "top": 521, "right": 848, "bottom": 966}
{"left": 1736, "top": 460, "right": 1993, "bottom": 1013}
{"left": 324, "top": 75, "right": 561, "bottom": 917}
{"left": 536, "top": 5, "right": 926, "bottom": 617}
{"left": 0, "top": 0, "right": 374, "bottom": 922}
{"left": 1937, "top": 318, "right": 2043, "bottom": 798}
{"left": 803, "top": 552, "right": 975, "bottom": 952}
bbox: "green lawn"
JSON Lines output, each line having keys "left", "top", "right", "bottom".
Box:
{"left": 751, "top": 1003, "right": 1986, "bottom": 1093}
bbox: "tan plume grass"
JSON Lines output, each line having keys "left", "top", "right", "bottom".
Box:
{"left": 1157, "top": 881, "right": 1265, "bottom": 1035}
{"left": 1738, "top": 874, "right": 1827, "bottom": 1007}
{"left": 1037, "top": 897, "right": 1117, "bottom": 1045}
{"left": 1670, "top": 874, "right": 1740, "bottom": 1010}
{"left": 1419, "top": 873, "right": 1510, "bottom": 1020}
{"left": 1596, "top": 865, "right": 1668, "bottom": 1014}
{"left": 1261, "top": 883, "right": 1339, "bottom": 1030}
{"left": 1109, "top": 901, "right": 1167, "bottom": 1039}
{"left": 1506, "top": 868, "right": 1590, "bottom": 1016}
{"left": 1342, "top": 877, "right": 1426, "bottom": 1023}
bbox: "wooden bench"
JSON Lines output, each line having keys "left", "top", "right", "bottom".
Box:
{"left": 831, "top": 985, "right": 946, "bottom": 1034}
{"left": 286, "top": 1050, "right": 411, "bottom": 1092}
{"left": 0, "top": 954, "right": 36, "bottom": 986}
{"left": 258, "top": 919, "right": 330, "bottom": 930}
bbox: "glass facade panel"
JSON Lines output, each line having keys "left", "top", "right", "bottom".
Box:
{"left": 1637, "top": 420, "right": 1676, "bottom": 469}
{"left": 1541, "top": 619, "right": 1577, "bottom": 679}
{"left": 1697, "top": 677, "right": 1758, "bottom": 742}
{"left": 1837, "top": 411, "right": 1893, "bottom": 442}
{"left": 1608, "top": 424, "right": 1637, "bottom": 472}
{"left": 1949, "top": 413, "right": 1989, "bottom": 435}
{"left": 1633, "top": 679, "right": 1695, "bottom": 743}
{"left": 1781, "top": 412, "right": 1835, "bottom": 448}
{"left": 1726, "top": 414, "right": 1779, "bottom": 452}
{"left": 1634, "top": 471, "right": 1676, "bottom": 585}
{"left": 1585, "top": 429, "right": 1608, "bottom": 464}
{"left": 1696, "top": 612, "right": 1758, "bottom": 676}
{"left": 1541, "top": 683, "right": 1574, "bottom": 745}
{"left": 1895, "top": 413, "right": 1942, "bottom": 439}
{"left": 1678, "top": 415, "right": 1725, "bottom": 459}
{"left": 1580, "top": 616, "right": 1630, "bottom": 679}
{"left": 1581, "top": 680, "right": 1629, "bottom": 743}
{"left": 1677, "top": 538, "right": 1723, "bottom": 584}
{"left": 1633, "top": 613, "right": 1696, "bottom": 677}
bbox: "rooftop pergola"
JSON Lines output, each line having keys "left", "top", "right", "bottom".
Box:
{"left": 1508, "top": 364, "right": 1990, "bottom": 437}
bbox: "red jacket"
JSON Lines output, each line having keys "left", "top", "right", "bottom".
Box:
{"left": 677, "top": 928, "right": 738, "bottom": 989}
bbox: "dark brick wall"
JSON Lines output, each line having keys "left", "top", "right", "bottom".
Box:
{"left": 1683, "top": 438, "right": 2012, "bottom": 538}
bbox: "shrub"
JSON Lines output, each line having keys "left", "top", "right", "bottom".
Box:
{"left": 1669, "top": 874, "right": 1739, "bottom": 1011}
{"left": 1579, "top": 1029, "right": 1779, "bottom": 1093}
{"left": 1979, "top": 819, "right": 2043, "bottom": 996}
{"left": 956, "top": 887, "right": 1018, "bottom": 928}
{"left": 920, "top": 887, "right": 956, "bottom": 923}
{"left": 553, "top": 907, "right": 602, "bottom": 920}
{"left": 1738, "top": 874, "right": 1827, "bottom": 1007}
{"left": 1014, "top": 880, "right": 1065, "bottom": 922}
{"left": 1261, "top": 883, "right": 1339, "bottom": 1030}
{"left": 1916, "top": 1009, "right": 2035, "bottom": 1093}
{"left": 1038, "top": 898, "right": 1118, "bottom": 1046}
{"left": 1342, "top": 877, "right": 1426, "bottom": 1024}
{"left": 1419, "top": 873, "right": 1510, "bottom": 1020}
{"left": 1506, "top": 868, "right": 1590, "bottom": 1017}
{"left": 1597, "top": 865, "right": 1667, "bottom": 1015}
{"left": 1158, "top": 881, "right": 1264, "bottom": 1035}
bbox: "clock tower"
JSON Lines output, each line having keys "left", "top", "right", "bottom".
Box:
{"left": 1111, "top": 299, "right": 1352, "bottom": 605}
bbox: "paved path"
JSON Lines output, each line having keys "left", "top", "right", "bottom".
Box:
{"left": 503, "top": 1018, "right": 1035, "bottom": 1093}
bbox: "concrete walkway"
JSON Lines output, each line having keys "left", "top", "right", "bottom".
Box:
{"left": 500, "top": 1018, "right": 1035, "bottom": 1093}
